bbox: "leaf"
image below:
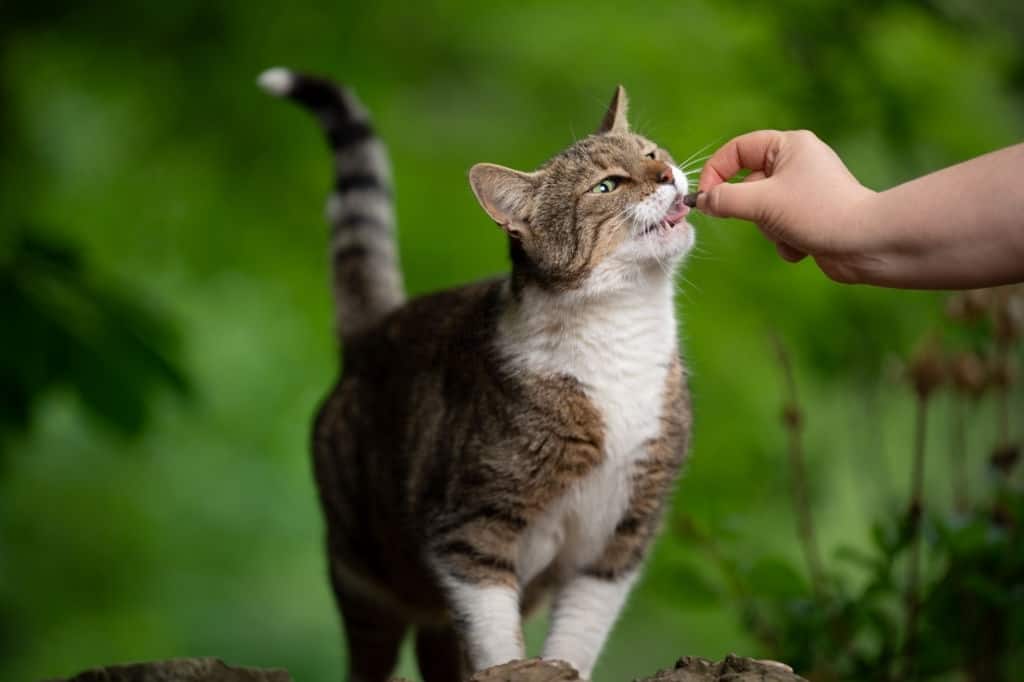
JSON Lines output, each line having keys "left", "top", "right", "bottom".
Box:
{"left": 834, "top": 544, "right": 883, "bottom": 573}
{"left": 962, "top": 573, "right": 1012, "bottom": 605}
{"left": 744, "top": 557, "right": 809, "bottom": 601}
{"left": 870, "top": 522, "right": 894, "bottom": 556}
{"left": 0, "top": 227, "right": 190, "bottom": 445}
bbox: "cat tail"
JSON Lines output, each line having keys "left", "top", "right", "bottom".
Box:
{"left": 258, "top": 67, "right": 405, "bottom": 341}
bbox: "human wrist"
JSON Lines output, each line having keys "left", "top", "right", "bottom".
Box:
{"left": 819, "top": 186, "right": 886, "bottom": 285}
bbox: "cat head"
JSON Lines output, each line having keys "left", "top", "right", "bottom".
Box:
{"left": 469, "top": 86, "right": 693, "bottom": 297}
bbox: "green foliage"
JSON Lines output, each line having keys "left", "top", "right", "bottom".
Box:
{"left": 1, "top": 1, "right": 1022, "bottom": 681}
{"left": 676, "top": 290, "right": 1023, "bottom": 680}
{"left": 0, "top": 228, "right": 188, "bottom": 452}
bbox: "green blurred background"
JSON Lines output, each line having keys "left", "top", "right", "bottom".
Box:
{"left": 1, "top": 1, "right": 1022, "bottom": 680}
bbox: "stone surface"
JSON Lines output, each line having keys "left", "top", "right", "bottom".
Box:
{"left": 458, "top": 655, "right": 806, "bottom": 682}
{"left": 47, "top": 653, "right": 805, "bottom": 682}
{"left": 469, "top": 658, "right": 581, "bottom": 682}
{"left": 642, "top": 654, "right": 807, "bottom": 682}
{"left": 45, "top": 657, "right": 293, "bottom": 682}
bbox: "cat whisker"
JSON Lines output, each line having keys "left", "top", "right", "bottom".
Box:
{"left": 677, "top": 138, "right": 722, "bottom": 170}
{"left": 675, "top": 270, "right": 703, "bottom": 296}
{"left": 687, "top": 244, "right": 718, "bottom": 260}
{"left": 679, "top": 154, "right": 713, "bottom": 174}
{"left": 682, "top": 250, "right": 721, "bottom": 264}
{"left": 681, "top": 149, "right": 714, "bottom": 164}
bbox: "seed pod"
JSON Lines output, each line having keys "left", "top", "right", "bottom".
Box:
{"left": 947, "top": 289, "right": 993, "bottom": 323}
{"left": 781, "top": 403, "right": 802, "bottom": 430}
{"left": 945, "top": 294, "right": 970, "bottom": 322}
{"left": 989, "top": 354, "right": 1018, "bottom": 389}
{"left": 907, "top": 337, "right": 945, "bottom": 399}
{"left": 992, "top": 286, "right": 1023, "bottom": 344}
{"left": 949, "top": 351, "right": 988, "bottom": 399}
{"left": 990, "top": 444, "right": 1020, "bottom": 478}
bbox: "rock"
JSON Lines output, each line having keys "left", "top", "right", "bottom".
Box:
{"left": 469, "top": 658, "right": 580, "bottom": 682}
{"left": 457, "top": 655, "right": 805, "bottom": 682}
{"left": 44, "top": 657, "right": 293, "bottom": 682}
{"left": 643, "top": 654, "right": 807, "bottom": 681}
{"left": 47, "top": 653, "right": 804, "bottom": 682}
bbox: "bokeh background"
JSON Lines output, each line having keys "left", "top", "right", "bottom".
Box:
{"left": 2, "top": 1, "right": 1022, "bottom": 680}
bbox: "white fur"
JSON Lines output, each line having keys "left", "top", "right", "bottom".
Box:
{"left": 542, "top": 572, "right": 639, "bottom": 678}
{"left": 439, "top": 578, "right": 525, "bottom": 670}
{"left": 503, "top": 274, "right": 677, "bottom": 582}
{"left": 257, "top": 67, "right": 294, "bottom": 96}
{"left": 500, "top": 279, "right": 673, "bottom": 672}
{"left": 493, "top": 167, "right": 692, "bottom": 674}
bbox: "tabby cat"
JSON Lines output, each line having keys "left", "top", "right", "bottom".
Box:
{"left": 259, "top": 68, "right": 694, "bottom": 682}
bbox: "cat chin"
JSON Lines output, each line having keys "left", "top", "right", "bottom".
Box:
{"left": 630, "top": 221, "right": 695, "bottom": 263}
{"left": 575, "top": 230, "right": 693, "bottom": 298}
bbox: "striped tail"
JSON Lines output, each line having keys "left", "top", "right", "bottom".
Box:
{"left": 258, "top": 67, "right": 405, "bottom": 341}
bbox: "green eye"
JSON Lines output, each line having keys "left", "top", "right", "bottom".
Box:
{"left": 591, "top": 177, "right": 620, "bottom": 194}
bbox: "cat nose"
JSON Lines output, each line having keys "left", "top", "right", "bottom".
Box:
{"left": 652, "top": 162, "right": 674, "bottom": 185}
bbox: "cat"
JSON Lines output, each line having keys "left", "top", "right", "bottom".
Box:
{"left": 259, "top": 68, "right": 694, "bottom": 682}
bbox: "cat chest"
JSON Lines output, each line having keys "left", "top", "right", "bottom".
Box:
{"left": 517, "top": 363, "right": 669, "bottom": 584}
{"left": 497, "top": 292, "right": 679, "bottom": 585}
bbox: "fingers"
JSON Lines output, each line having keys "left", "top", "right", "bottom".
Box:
{"left": 697, "top": 130, "right": 784, "bottom": 191}
{"left": 696, "top": 179, "right": 772, "bottom": 223}
{"left": 775, "top": 242, "right": 807, "bottom": 262}
{"left": 696, "top": 180, "right": 808, "bottom": 264}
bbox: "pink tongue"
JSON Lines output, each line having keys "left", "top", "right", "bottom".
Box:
{"left": 665, "top": 203, "right": 690, "bottom": 224}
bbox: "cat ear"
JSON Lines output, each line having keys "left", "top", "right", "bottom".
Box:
{"left": 468, "top": 163, "right": 540, "bottom": 238}
{"left": 597, "top": 84, "right": 630, "bottom": 134}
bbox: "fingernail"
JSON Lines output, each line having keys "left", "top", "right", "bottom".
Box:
{"left": 682, "top": 191, "right": 703, "bottom": 208}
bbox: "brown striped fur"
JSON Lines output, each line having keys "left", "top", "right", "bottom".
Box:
{"left": 264, "top": 75, "right": 693, "bottom": 682}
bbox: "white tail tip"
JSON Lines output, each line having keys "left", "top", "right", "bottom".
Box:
{"left": 258, "top": 67, "right": 295, "bottom": 96}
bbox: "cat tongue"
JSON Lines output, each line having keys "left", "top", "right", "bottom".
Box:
{"left": 665, "top": 201, "right": 690, "bottom": 225}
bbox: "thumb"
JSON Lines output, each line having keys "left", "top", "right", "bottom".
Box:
{"left": 697, "top": 179, "right": 773, "bottom": 222}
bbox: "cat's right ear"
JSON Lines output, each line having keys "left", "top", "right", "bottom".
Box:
{"left": 597, "top": 85, "right": 629, "bottom": 134}
{"left": 468, "top": 163, "right": 540, "bottom": 239}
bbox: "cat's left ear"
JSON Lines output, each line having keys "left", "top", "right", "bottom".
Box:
{"left": 597, "top": 85, "right": 629, "bottom": 134}
{"left": 468, "top": 163, "right": 540, "bottom": 239}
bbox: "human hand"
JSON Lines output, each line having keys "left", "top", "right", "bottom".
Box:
{"left": 696, "top": 130, "right": 877, "bottom": 282}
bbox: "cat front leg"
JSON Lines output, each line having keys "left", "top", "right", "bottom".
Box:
{"left": 544, "top": 456, "right": 676, "bottom": 678}
{"left": 441, "top": 577, "right": 524, "bottom": 670}
{"left": 430, "top": 538, "right": 525, "bottom": 672}
{"left": 541, "top": 570, "right": 639, "bottom": 679}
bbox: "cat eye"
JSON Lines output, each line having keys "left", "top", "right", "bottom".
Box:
{"left": 591, "top": 177, "right": 621, "bottom": 194}
{"left": 645, "top": 150, "right": 657, "bottom": 159}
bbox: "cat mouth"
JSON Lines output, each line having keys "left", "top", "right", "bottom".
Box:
{"left": 641, "top": 196, "right": 690, "bottom": 235}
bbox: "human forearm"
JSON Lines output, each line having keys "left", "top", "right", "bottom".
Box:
{"left": 846, "top": 144, "right": 1024, "bottom": 289}
{"left": 697, "top": 131, "right": 1024, "bottom": 290}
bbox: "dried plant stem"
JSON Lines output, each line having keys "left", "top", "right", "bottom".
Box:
{"left": 990, "top": 343, "right": 1020, "bottom": 482}
{"left": 994, "top": 329, "right": 1019, "bottom": 448}
{"left": 997, "top": 368, "right": 1010, "bottom": 448}
{"left": 771, "top": 335, "right": 825, "bottom": 598}
{"left": 951, "top": 396, "right": 969, "bottom": 513}
{"left": 902, "top": 392, "right": 929, "bottom": 679}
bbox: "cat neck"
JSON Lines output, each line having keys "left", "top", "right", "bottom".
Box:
{"left": 497, "top": 268, "right": 679, "bottom": 374}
